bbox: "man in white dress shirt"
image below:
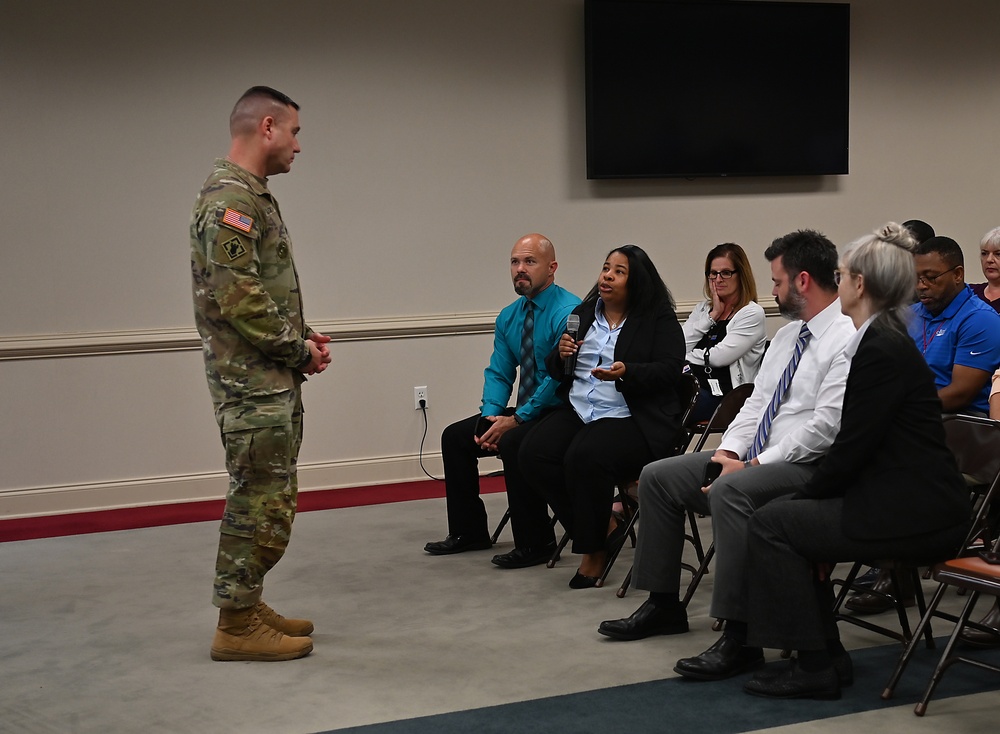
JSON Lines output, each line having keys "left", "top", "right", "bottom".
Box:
{"left": 598, "top": 230, "right": 857, "bottom": 682}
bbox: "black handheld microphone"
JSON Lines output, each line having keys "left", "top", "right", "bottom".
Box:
{"left": 563, "top": 314, "right": 580, "bottom": 375}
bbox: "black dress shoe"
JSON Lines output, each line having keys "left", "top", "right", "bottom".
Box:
{"left": 744, "top": 660, "right": 841, "bottom": 700}
{"left": 424, "top": 534, "right": 492, "bottom": 555}
{"left": 490, "top": 542, "right": 557, "bottom": 569}
{"left": 753, "top": 652, "right": 853, "bottom": 687}
{"left": 674, "top": 635, "right": 765, "bottom": 681}
{"left": 598, "top": 599, "right": 689, "bottom": 641}
{"left": 569, "top": 571, "right": 601, "bottom": 589}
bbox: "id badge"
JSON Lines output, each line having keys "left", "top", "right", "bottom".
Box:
{"left": 708, "top": 379, "right": 723, "bottom": 397}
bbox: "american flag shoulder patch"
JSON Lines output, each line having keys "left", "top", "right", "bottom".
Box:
{"left": 222, "top": 208, "right": 254, "bottom": 234}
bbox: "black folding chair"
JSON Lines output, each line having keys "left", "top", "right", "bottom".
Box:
{"left": 880, "top": 414, "right": 1000, "bottom": 714}
{"left": 617, "top": 381, "right": 755, "bottom": 599}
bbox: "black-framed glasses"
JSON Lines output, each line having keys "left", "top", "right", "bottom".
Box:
{"left": 706, "top": 269, "right": 737, "bottom": 280}
{"left": 916, "top": 265, "right": 960, "bottom": 286}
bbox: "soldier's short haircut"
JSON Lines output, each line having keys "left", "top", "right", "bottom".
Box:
{"left": 230, "top": 86, "right": 299, "bottom": 137}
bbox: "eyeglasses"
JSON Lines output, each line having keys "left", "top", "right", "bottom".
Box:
{"left": 916, "top": 265, "right": 960, "bottom": 286}
{"left": 706, "top": 269, "right": 737, "bottom": 280}
{"left": 834, "top": 270, "right": 844, "bottom": 286}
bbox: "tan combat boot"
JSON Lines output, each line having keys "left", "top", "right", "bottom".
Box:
{"left": 211, "top": 606, "right": 313, "bottom": 661}
{"left": 256, "top": 600, "right": 315, "bottom": 637}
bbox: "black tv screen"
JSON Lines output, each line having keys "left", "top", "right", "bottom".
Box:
{"left": 585, "top": 0, "right": 850, "bottom": 179}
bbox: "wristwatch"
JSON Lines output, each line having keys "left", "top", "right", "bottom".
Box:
{"left": 513, "top": 414, "right": 525, "bottom": 425}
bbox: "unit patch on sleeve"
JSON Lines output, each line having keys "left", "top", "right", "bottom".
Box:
{"left": 221, "top": 236, "right": 248, "bottom": 261}
{"left": 222, "top": 207, "right": 254, "bottom": 234}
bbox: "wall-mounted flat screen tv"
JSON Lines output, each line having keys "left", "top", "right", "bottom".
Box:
{"left": 585, "top": 0, "right": 850, "bottom": 179}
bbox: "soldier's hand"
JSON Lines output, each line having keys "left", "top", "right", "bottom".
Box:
{"left": 302, "top": 338, "right": 333, "bottom": 374}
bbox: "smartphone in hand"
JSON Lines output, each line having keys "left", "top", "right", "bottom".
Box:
{"left": 702, "top": 461, "right": 723, "bottom": 487}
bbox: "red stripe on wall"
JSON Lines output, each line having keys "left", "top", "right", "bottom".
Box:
{"left": 0, "top": 475, "right": 508, "bottom": 543}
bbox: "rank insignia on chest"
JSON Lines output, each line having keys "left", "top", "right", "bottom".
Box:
{"left": 222, "top": 207, "right": 254, "bottom": 234}
{"left": 221, "top": 236, "right": 248, "bottom": 261}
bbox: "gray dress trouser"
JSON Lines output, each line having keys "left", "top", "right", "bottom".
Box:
{"left": 632, "top": 450, "right": 816, "bottom": 621}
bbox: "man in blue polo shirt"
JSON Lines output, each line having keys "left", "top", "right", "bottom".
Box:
{"left": 424, "top": 233, "right": 580, "bottom": 562}
{"left": 908, "top": 236, "right": 1000, "bottom": 414}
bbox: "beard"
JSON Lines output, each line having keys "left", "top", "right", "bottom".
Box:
{"left": 513, "top": 276, "right": 533, "bottom": 295}
{"left": 776, "top": 283, "right": 807, "bottom": 320}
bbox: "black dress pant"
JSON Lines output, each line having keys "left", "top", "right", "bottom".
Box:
{"left": 517, "top": 407, "right": 653, "bottom": 555}
{"left": 440, "top": 411, "right": 554, "bottom": 549}
{"left": 747, "top": 495, "right": 970, "bottom": 651}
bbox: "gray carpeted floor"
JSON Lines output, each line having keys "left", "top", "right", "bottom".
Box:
{"left": 2, "top": 492, "right": 996, "bottom": 733}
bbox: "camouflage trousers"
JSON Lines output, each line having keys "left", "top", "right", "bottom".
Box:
{"left": 212, "top": 390, "right": 303, "bottom": 610}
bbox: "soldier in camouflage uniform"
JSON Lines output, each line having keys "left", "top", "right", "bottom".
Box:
{"left": 191, "top": 86, "right": 332, "bottom": 662}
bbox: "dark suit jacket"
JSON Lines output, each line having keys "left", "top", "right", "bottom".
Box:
{"left": 797, "top": 322, "right": 971, "bottom": 540}
{"left": 546, "top": 299, "right": 686, "bottom": 459}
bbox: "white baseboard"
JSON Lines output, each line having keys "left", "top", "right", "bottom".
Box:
{"left": 0, "top": 453, "right": 503, "bottom": 520}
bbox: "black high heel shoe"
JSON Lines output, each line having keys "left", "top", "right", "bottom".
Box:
{"left": 569, "top": 571, "right": 601, "bottom": 589}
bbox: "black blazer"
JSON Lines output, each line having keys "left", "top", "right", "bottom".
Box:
{"left": 546, "top": 299, "right": 686, "bottom": 459}
{"left": 796, "top": 322, "right": 970, "bottom": 540}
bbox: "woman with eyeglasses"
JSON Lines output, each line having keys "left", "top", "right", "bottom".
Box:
{"left": 741, "top": 223, "right": 971, "bottom": 700}
{"left": 682, "top": 243, "right": 767, "bottom": 422}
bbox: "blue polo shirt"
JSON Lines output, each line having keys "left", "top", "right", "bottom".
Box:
{"left": 482, "top": 282, "right": 581, "bottom": 422}
{"left": 908, "top": 285, "right": 1000, "bottom": 414}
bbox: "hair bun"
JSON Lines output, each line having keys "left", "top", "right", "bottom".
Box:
{"left": 877, "top": 221, "right": 916, "bottom": 253}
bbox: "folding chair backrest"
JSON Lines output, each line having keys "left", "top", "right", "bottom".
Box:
{"left": 666, "top": 373, "right": 702, "bottom": 457}
{"left": 943, "top": 414, "right": 1000, "bottom": 553}
{"left": 943, "top": 414, "right": 1000, "bottom": 486}
{"left": 690, "top": 382, "right": 755, "bottom": 454}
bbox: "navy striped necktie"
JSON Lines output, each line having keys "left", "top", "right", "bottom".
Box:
{"left": 746, "top": 323, "right": 812, "bottom": 460}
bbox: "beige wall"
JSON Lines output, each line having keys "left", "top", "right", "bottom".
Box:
{"left": 2, "top": 0, "right": 998, "bottom": 518}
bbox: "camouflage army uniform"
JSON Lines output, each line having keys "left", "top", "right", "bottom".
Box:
{"left": 190, "top": 158, "right": 315, "bottom": 611}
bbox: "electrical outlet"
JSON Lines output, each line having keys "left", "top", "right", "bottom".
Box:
{"left": 414, "top": 386, "right": 428, "bottom": 410}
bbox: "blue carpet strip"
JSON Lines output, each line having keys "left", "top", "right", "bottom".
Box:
{"left": 320, "top": 640, "right": 1000, "bottom": 734}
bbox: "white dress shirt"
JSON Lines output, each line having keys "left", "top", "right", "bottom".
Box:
{"left": 718, "top": 298, "right": 856, "bottom": 464}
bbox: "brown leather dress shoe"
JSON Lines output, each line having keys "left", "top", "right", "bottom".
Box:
{"left": 845, "top": 568, "right": 914, "bottom": 615}
{"left": 960, "top": 598, "right": 1000, "bottom": 646}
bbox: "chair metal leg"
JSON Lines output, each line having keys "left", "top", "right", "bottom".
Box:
{"left": 915, "top": 590, "right": 983, "bottom": 716}
{"left": 886, "top": 567, "right": 915, "bottom": 642}
{"left": 682, "top": 542, "right": 715, "bottom": 607}
{"left": 617, "top": 566, "right": 633, "bottom": 598}
{"left": 490, "top": 508, "right": 510, "bottom": 545}
{"left": 882, "top": 580, "right": 951, "bottom": 700}
{"left": 685, "top": 510, "right": 706, "bottom": 565}
{"left": 909, "top": 566, "right": 936, "bottom": 649}
{"left": 546, "top": 531, "right": 570, "bottom": 568}
{"left": 599, "top": 508, "right": 639, "bottom": 588}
